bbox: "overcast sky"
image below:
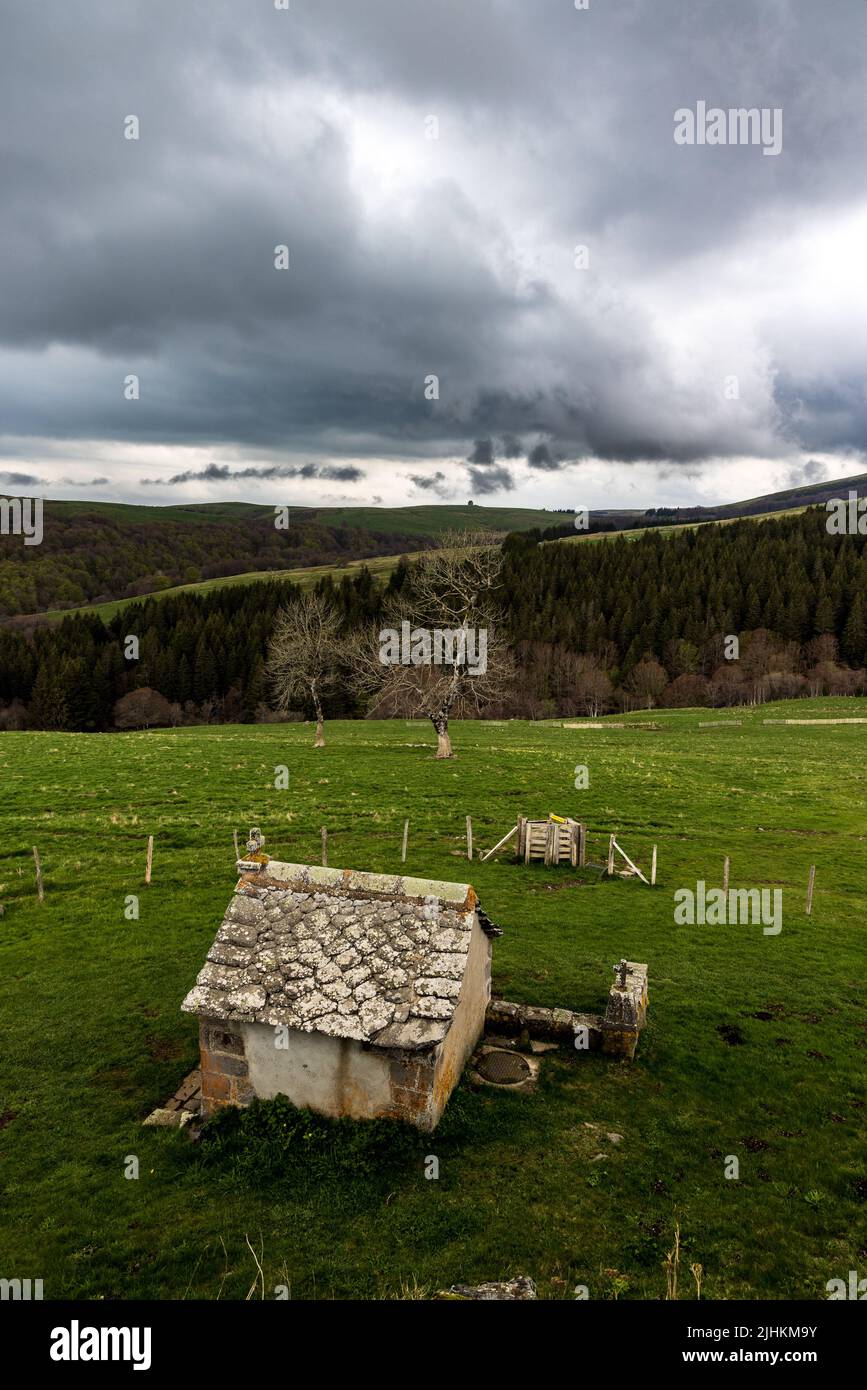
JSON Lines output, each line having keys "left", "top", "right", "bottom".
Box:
{"left": 2, "top": 0, "right": 867, "bottom": 512}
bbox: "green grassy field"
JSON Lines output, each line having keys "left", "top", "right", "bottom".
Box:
{"left": 1, "top": 700, "right": 865, "bottom": 1300}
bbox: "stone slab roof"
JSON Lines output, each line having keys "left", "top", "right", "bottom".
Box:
{"left": 181, "top": 862, "right": 499, "bottom": 1052}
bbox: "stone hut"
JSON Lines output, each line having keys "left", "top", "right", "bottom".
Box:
{"left": 181, "top": 861, "right": 502, "bottom": 1131}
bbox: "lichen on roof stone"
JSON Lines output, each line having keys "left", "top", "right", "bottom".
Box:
{"left": 181, "top": 861, "right": 487, "bottom": 1050}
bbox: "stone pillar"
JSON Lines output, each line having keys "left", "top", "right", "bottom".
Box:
{"left": 199, "top": 1020, "right": 254, "bottom": 1115}
{"left": 601, "top": 962, "right": 648, "bottom": 1059}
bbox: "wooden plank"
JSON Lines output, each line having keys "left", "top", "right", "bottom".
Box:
{"left": 145, "top": 835, "right": 153, "bottom": 886}
{"left": 569, "top": 823, "right": 578, "bottom": 868}
{"left": 723, "top": 856, "right": 730, "bottom": 894}
{"left": 611, "top": 837, "right": 649, "bottom": 885}
{"left": 33, "top": 846, "right": 44, "bottom": 904}
{"left": 233, "top": 829, "right": 240, "bottom": 862}
{"left": 480, "top": 824, "right": 517, "bottom": 862}
{"left": 517, "top": 815, "right": 526, "bottom": 860}
{"left": 607, "top": 834, "right": 615, "bottom": 876}
{"left": 578, "top": 823, "right": 587, "bottom": 868}
{"left": 321, "top": 826, "right": 328, "bottom": 868}
{"left": 651, "top": 844, "right": 657, "bottom": 886}
{"left": 544, "top": 821, "right": 555, "bottom": 867}
{"left": 466, "top": 815, "right": 473, "bottom": 862}
{"left": 805, "top": 864, "right": 816, "bottom": 916}
{"left": 401, "top": 818, "right": 409, "bottom": 864}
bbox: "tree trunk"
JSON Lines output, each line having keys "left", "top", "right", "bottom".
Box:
{"left": 431, "top": 713, "right": 453, "bottom": 758}
{"left": 311, "top": 685, "right": 325, "bottom": 747}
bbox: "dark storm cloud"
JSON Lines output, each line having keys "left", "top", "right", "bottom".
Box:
{"left": 467, "top": 464, "right": 514, "bottom": 494}
{"left": 145, "top": 462, "right": 364, "bottom": 485}
{"left": 500, "top": 434, "right": 524, "bottom": 459}
{"left": 527, "top": 443, "right": 560, "bottom": 471}
{"left": 1, "top": 0, "right": 867, "bottom": 490}
{"left": 467, "top": 439, "right": 495, "bottom": 466}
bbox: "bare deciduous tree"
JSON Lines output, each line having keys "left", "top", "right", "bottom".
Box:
{"left": 349, "top": 531, "right": 514, "bottom": 758}
{"left": 626, "top": 656, "right": 668, "bottom": 709}
{"left": 266, "top": 591, "right": 342, "bottom": 746}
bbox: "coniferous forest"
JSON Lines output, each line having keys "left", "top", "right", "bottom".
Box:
{"left": 1, "top": 509, "right": 864, "bottom": 731}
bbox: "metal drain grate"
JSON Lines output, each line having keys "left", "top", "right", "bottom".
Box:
{"left": 476, "top": 1050, "right": 531, "bottom": 1085}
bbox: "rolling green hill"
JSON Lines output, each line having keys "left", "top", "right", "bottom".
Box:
{"left": 0, "top": 500, "right": 563, "bottom": 619}
{"left": 292, "top": 503, "right": 566, "bottom": 536}
{"left": 4, "top": 474, "right": 866, "bottom": 623}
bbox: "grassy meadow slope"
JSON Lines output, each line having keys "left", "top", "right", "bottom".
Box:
{"left": 38, "top": 551, "right": 420, "bottom": 624}
{"left": 0, "top": 700, "right": 865, "bottom": 1300}
{"left": 292, "top": 503, "right": 564, "bottom": 536}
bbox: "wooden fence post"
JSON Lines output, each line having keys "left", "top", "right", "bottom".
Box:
{"left": 321, "top": 827, "right": 328, "bottom": 868}
{"left": 33, "top": 846, "right": 44, "bottom": 904}
{"left": 805, "top": 865, "right": 816, "bottom": 916}
{"left": 401, "top": 819, "right": 409, "bottom": 864}
{"left": 466, "top": 816, "right": 473, "bottom": 862}
{"left": 233, "top": 829, "right": 240, "bottom": 862}
{"left": 651, "top": 844, "right": 657, "bottom": 886}
{"left": 723, "top": 856, "right": 730, "bottom": 894}
{"left": 145, "top": 835, "right": 154, "bottom": 886}
{"left": 607, "top": 834, "right": 615, "bottom": 876}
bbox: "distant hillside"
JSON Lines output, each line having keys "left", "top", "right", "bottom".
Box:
{"left": 0, "top": 499, "right": 561, "bottom": 617}
{"left": 3, "top": 477, "right": 866, "bottom": 619}
{"left": 585, "top": 471, "right": 867, "bottom": 530}
{"left": 291, "top": 502, "right": 566, "bottom": 536}
{"left": 2, "top": 507, "right": 864, "bottom": 732}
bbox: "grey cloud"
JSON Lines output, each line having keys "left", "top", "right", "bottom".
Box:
{"left": 527, "top": 443, "right": 560, "bottom": 471}
{"left": 408, "top": 470, "right": 452, "bottom": 498}
{"left": 500, "top": 434, "right": 524, "bottom": 459}
{"left": 0, "top": 470, "right": 43, "bottom": 487}
{"left": 145, "top": 462, "right": 364, "bottom": 485}
{"left": 468, "top": 439, "right": 495, "bottom": 466}
{"left": 781, "top": 458, "right": 830, "bottom": 488}
{"left": 467, "top": 464, "right": 514, "bottom": 494}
